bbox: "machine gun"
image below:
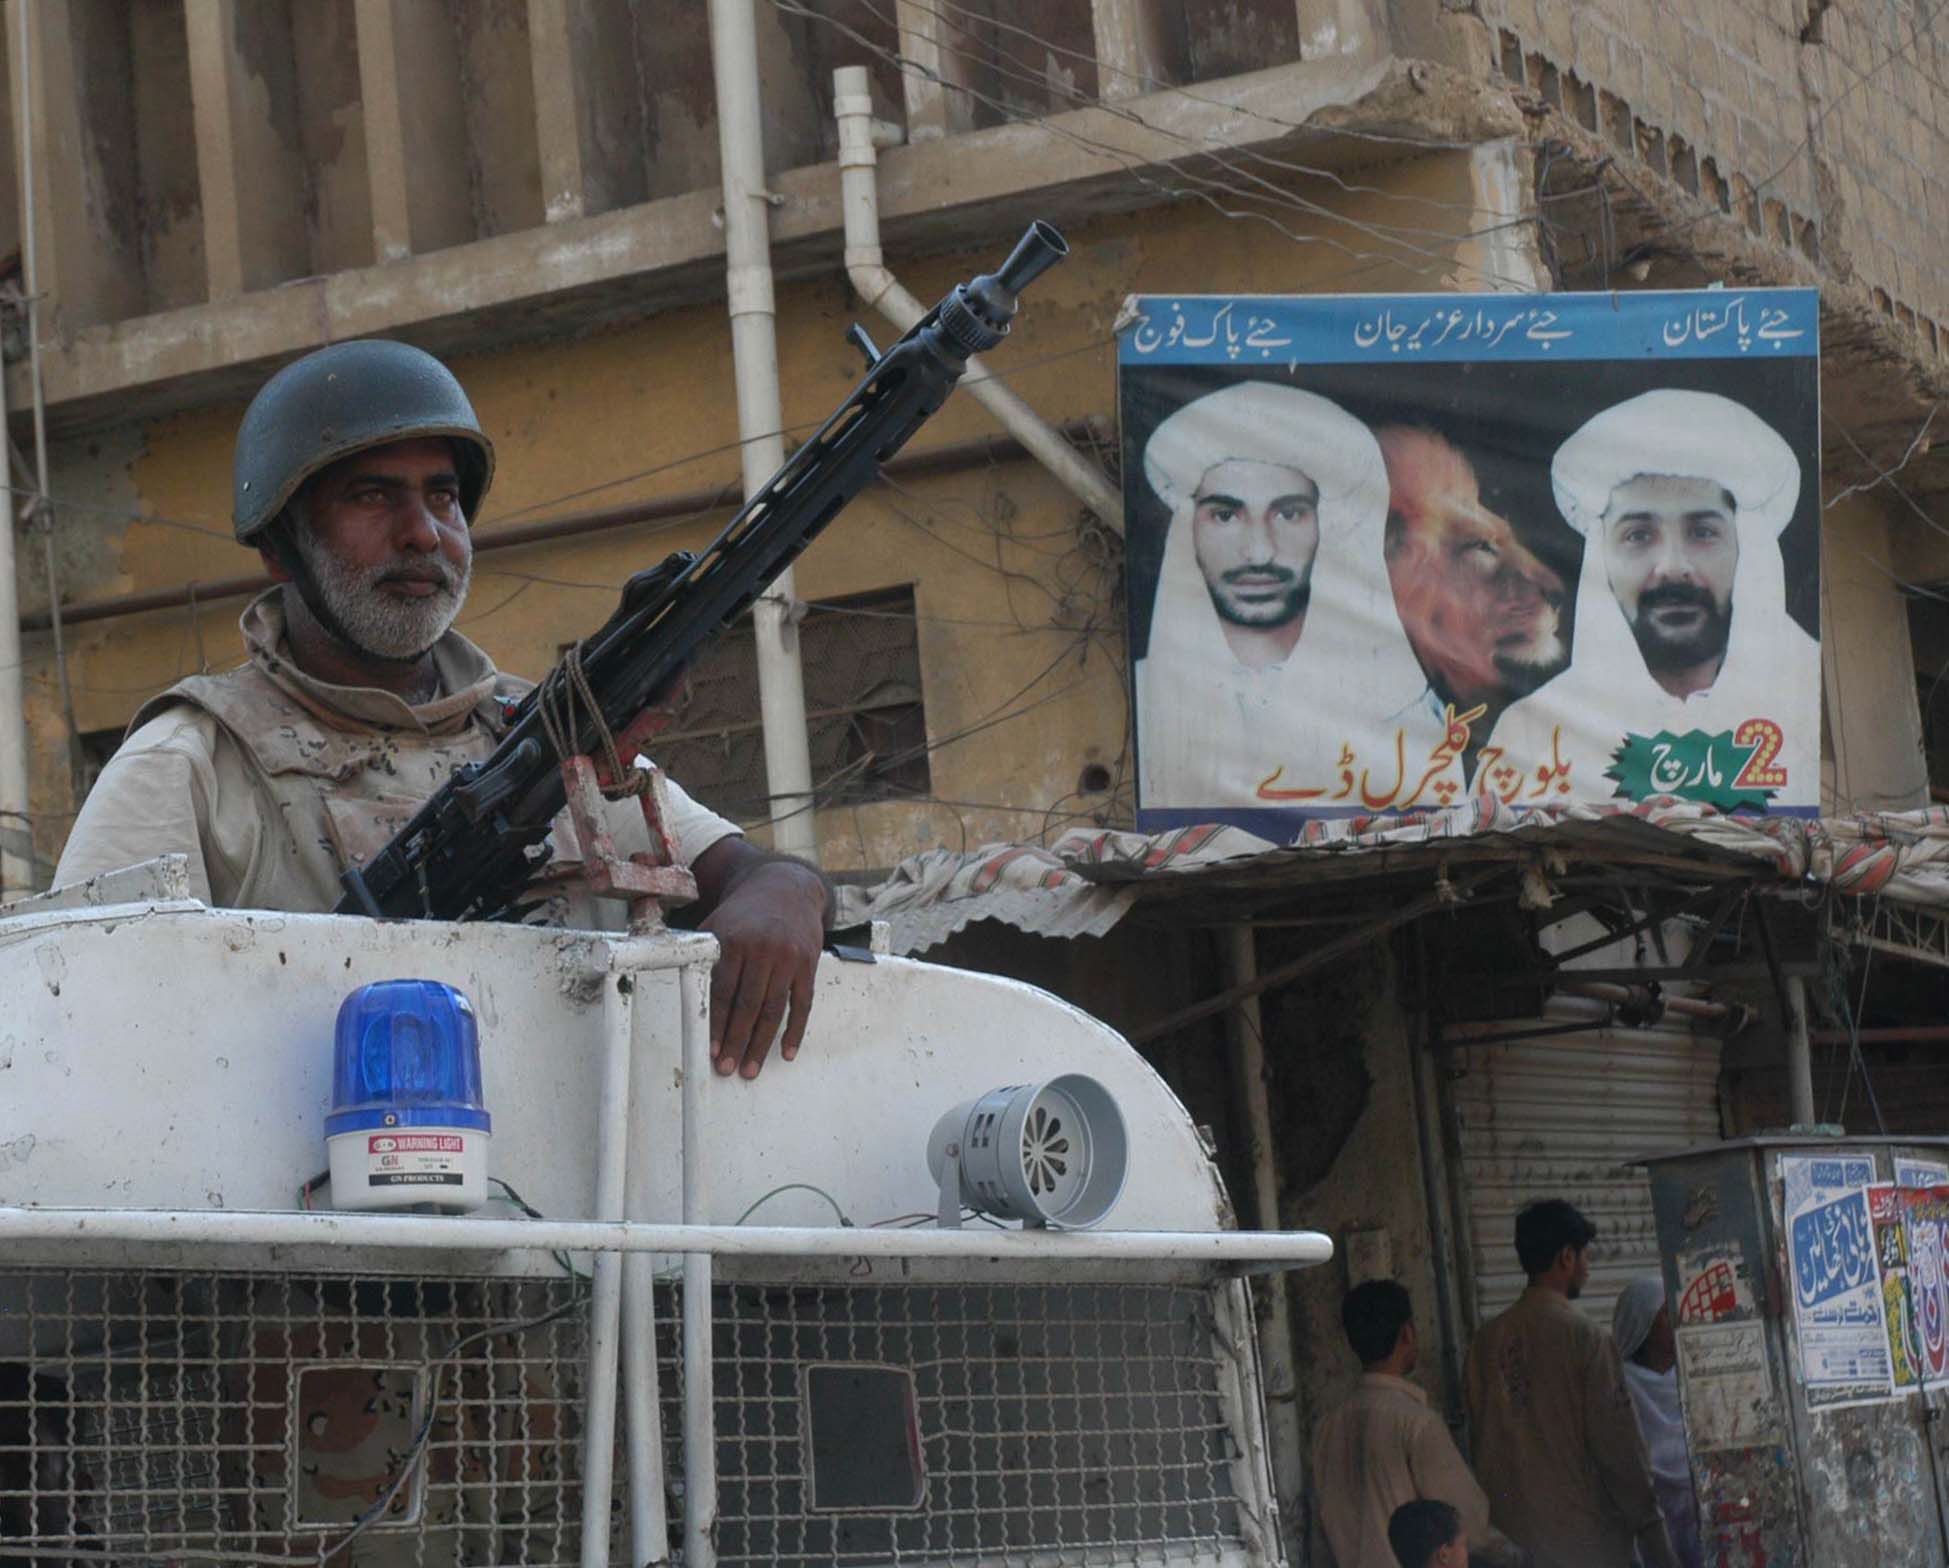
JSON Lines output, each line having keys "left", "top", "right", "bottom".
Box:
{"left": 335, "top": 220, "right": 1070, "bottom": 922}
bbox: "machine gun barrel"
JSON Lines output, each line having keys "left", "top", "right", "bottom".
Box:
{"left": 335, "top": 222, "right": 1070, "bottom": 922}
{"left": 992, "top": 220, "right": 1069, "bottom": 298}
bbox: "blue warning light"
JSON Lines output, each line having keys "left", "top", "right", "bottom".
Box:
{"left": 325, "top": 979, "right": 491, "bottom": 1138}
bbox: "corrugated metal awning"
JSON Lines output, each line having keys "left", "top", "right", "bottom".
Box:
{"left": 836, "top": 799, "right": 1949, "bottom": 955}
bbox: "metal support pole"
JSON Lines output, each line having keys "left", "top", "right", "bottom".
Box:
{"left": 0, "top": 324, "right": 34, "bottom": 898}
{"left": 1785, "top": 975, "right": 1817, "bottom": 1127}
{"left": 679, "top": 961, "right": 718, "bottom": 1568}
{"left": 14, "top": 0, "right": 79, "bottom": 805}
{"left": 1222, "top": 925, "right": 1304, "bottom": 1545}
{"left": 623, "top": 966, "right": 674, "bottom": 1565}
{"left": 708, "top": 0, "right": 817, "bottom": 863}
{"left": 579, "top": 971, "right": 636, "bottom": 1568}
{"left": 1408, "top": 926, "right": 1468, "bottom": 1424}
{"left": 0, "top": 1205, "right": 1340, "bottom": 1263}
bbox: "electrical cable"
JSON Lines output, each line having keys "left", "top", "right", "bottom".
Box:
{"left": 776, "top": 0, "right": 1546, "bottom": 293}
{"left": 317, "top": 1285, "right": 590, "bottom": 1566}
{"left": 734, "top": 1181, "right": 854, "bottom": 1227}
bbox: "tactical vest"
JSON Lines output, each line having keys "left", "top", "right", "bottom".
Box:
{"left": 128, "top": 664, "right": 528, "bottom": 911}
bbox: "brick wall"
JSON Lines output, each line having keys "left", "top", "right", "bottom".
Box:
{"left": 1477, "top": 0, "right": 1949, "bottom": 359}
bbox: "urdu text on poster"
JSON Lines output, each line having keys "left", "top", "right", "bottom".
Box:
{"left": 1119, "top": 289, "right": 1821, "bottom": 838}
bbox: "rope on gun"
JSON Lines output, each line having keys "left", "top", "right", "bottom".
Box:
{"left": 536, "top": 640, "right": 649, "bottom": 799}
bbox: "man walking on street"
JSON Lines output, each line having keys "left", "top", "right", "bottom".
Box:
{"left": 1465, "top": 1200, "right": 1676, "bottom": 1568}
{"left": 1312, "top": 1280, "right": 1523, "bottom": 1567}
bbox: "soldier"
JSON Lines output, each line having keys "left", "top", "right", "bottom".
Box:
{"left": 56, "top": 340, "right": 828, "bottom": 1080}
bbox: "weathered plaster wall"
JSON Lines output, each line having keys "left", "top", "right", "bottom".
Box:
{"left": 22, "top": 149, "right": 1495, "bottom": 874}
{"left": 1481, "top": 0, "right": 1949, "bottom": 352}
{"left": 1821, "top": 492, "right": 1930, "bottom": 812}
{"left": 1261, "top": 937, "right": 1454, "bottom": 1550}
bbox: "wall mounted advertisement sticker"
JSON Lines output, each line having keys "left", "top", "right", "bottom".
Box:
{"left": 1897, "top": 1185, "right": 1949, "bottom": 1391}
{"left": 1787, "top": 1185, "right": 1895, "bottom": 1407}
{"left": 1118, "top": 289, "right": 1820, "bottom": 839}
{"left": 1868, "top": 1184, "right": 1924, "bottom": 1393}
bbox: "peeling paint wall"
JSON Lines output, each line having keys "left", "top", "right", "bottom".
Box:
{"left": 1265, "top": 938, "right": 1456, "bottom": 1549}
{"left": 1821, "top": 493, "right": 1930, "bottom": 814}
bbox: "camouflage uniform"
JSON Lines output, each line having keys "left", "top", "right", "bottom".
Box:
{"left": 56, "top": 590, "right": 738, "bottom": 912}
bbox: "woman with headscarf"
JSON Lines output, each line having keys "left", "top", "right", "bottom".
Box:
{"left": 1134, "top": 381, "right": 1454, "bottom": 821}
{"left": 1612, "top": 1275, "right": 1702, "bottom": 1568}
{"left": 1483, "top": 389, "right": 1818, "bottom": 810}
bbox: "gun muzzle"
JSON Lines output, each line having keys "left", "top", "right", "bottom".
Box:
{"left": 936, "top": 221, "right": 1069, "bottom": 356}
{"left": 992, "top": 220, "right": 1069, "bottom": 297}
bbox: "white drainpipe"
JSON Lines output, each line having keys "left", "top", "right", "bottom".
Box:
{"left": 0, "top": 353, "right": 32, "bottom": 899}
{"left": 708, "top": 0, "right": 819, "bottom": 862}
{"left": 0, "top": 0, "right": 40, "bottom": 898}
{"left": 832, "top": 65, "right": 1124, "bottom": 531}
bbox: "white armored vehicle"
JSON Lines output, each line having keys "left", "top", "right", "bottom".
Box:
{"left": 0, "top": 860, "right": 1328, "bottom": 1567}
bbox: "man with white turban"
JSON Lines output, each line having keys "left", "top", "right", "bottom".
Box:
{"left": 1612, "top": 1276, "right": 1701, "bottom": 1568}
{"left": 1135, "top": 382, "right": 1455, "bottom": 818}
{"left": 1483, "top": 390, "right": 1817, "bottom": 809}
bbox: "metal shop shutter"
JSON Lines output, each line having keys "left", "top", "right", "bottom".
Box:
{"left": 1444, "top": 997, "right": 1722, "bottom": 1331}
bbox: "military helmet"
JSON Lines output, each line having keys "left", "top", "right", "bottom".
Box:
{"left": 232, "top": 339, "right": 496, "bottom": 543}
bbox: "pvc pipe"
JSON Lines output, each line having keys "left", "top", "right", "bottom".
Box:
{"left": 622, "top": 972, "right": 672, "bottom": 1565}
{"left": 709, "top": 0, "right": 818, "bottom": 863}
{"left": 0, "top": 309, "right": 33, "bottom": 899}
{"left": 678, "top": 962, "right": 717, "bottom": 1567}
{"left": 15, "top": 0, "right": 77, "bottom": 802}
{"left": 0, "top": 1206, "right": 1338, "bottom": 1265}
{"left": 832, "top": 65, "right": 1124, "bottom": 532}
{"left": 1221, "top": 927, "right": 1303, "bottom": 1531}
{"left": 579, "top": 972, "right": 636, "bottom": 1568}
{"left": 1786, "top": 976, "right": 1817, "bottom": 1126}
{"left": 683, "top": 1254, "right": 716, "bottom": 1568}
{"left": 1558, "top": 981, "right": 1731, "bottom": 1021}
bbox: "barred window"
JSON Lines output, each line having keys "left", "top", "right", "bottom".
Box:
{"left": 652, "top": 586, "right": 930, "bottom": 824}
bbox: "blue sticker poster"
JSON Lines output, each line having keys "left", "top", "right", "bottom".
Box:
{"left": 1117, "top": 288, "right": 1821, "bottom": 838}
{"left": 1789, "top": 1187, "right": 1893, "bottom": 1405}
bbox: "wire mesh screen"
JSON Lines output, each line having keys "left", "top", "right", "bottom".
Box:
{"left": 651, "top": 587, "right": 930, "bottom": 823}
{"left": 1, "top": 1270, "right": 1250, "bottom": 1567}
{"left": 707, "top": 1281, "right": 1247, "bottom": 1565}
{"left": 0, "top": 1269, "right": 594, "bottom": 1568}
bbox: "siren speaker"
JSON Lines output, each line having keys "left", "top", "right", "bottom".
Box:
{"left": 926, "top": 1074, "right": 1127, "bottom": 1230}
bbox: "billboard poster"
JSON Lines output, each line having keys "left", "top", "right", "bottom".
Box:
{"left": 1118, "top": 289, "right": 1821, "bottom": 838}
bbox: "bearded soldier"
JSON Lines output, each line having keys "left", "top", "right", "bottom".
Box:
{"left": 57, "top": 340, "right": 827, "bottom": 1079}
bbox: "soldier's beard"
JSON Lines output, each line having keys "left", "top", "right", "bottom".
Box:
{"left": 291, "top": 532, "right": 473, "bottom": 661}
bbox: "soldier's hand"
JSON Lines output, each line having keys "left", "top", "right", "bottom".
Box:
{"left": 696, "top": 853, "right": 828, "bottom": 1079}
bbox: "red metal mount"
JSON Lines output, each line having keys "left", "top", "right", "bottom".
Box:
{"left": 543, "top": 699, "right": 698, "bottom": 932}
